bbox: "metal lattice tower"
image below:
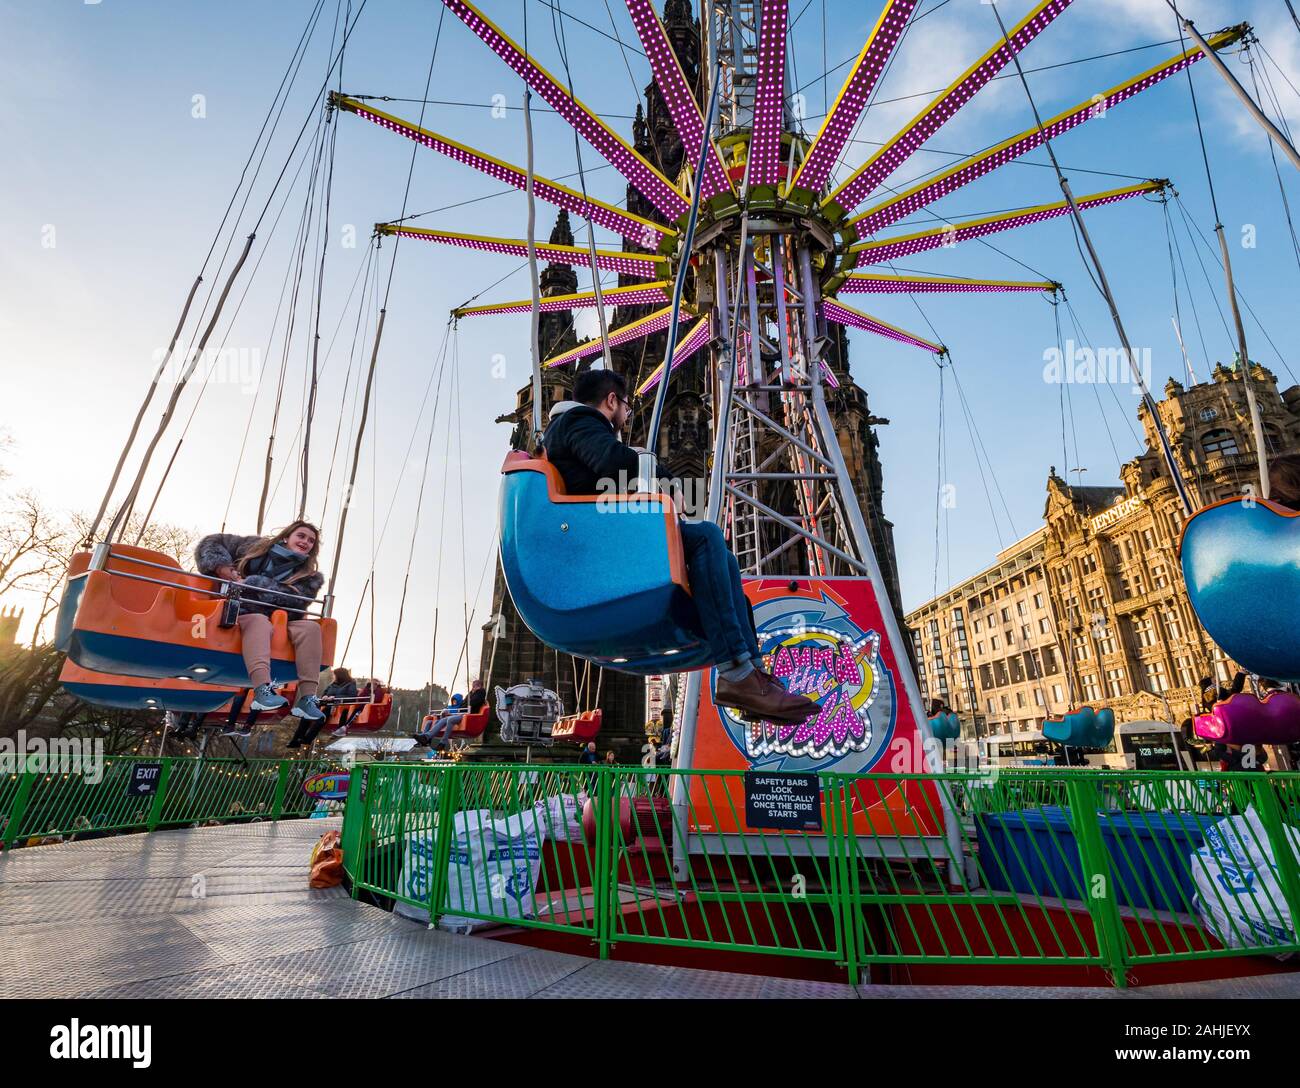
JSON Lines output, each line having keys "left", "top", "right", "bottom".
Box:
{"left": 668, "top": 3, "right": 940, "bottom": 857}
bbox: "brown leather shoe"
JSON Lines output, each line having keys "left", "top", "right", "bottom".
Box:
{"left": 715, "top": 670, "right": 818, "bottom": 724}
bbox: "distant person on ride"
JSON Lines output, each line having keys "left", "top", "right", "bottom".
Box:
{"left": 322, "top": 667, "right": 358, "bottom": 705}
{"left": 432, "top": 693, "right": 466, "bottom": 727}
{"left": 1196, "top": 673, "right": 1270, "bottom": 771}
{"left": 543, "top": 369, "right": 814, "bottom": 725}
{"left": 1211, "top": 741, "right": 1269, "bottom": 773}
{"left": 465, "top": 679, "right": 487, "bottom": 715}
{"left": 196, "top": 520, "right": 326, "bottom": 722}
{"left": 287, "top": 666, "right": 357, "bottom": 748}
{"left": 1198, "top": 673, "right": 1246, "bottom": 715}
{"left": 341, "top": 678, "right": 384, "bottom": 731}
{"left": 421, "top": 686, "right": 478, "bottom": 748}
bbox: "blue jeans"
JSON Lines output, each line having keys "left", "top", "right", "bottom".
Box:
{"left": 678, "top": 520, "right": 759, "bottom": 668}
{"left": 428, "top": 713, "right": 464, "bottom": 743}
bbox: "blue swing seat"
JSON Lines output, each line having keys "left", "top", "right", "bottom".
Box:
{"left": 1179, "top": 497, "right": 1300, "bottom": 682}
{"left": 54, "top": 550, "right": 93, "bottom": 653}
{"left": 498, "top": 451, "right": 716, "bottom": 675}
{"left": 1042, "top": 705, "right": 1115, "bottom": 748}
{"left": 927, "top": 711, "right": 961, "bottom": 741}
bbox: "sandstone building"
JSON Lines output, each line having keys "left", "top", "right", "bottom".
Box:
{"left": 908, "top": 362, "right": 1300, "bottom": 739}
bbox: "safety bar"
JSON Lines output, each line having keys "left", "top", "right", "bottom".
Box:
{"left": 87, "top": 543, "right": 325, "bottom": 613}
{"left": 83, "top": 566, "right": 325, "bottom": 619}
{"left": 95, "top": 549, "right": 230, "bottom": 584}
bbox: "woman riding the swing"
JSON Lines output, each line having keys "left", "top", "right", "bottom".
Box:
{"left": 195, "top": 520, "right": 326, "bottom": 722}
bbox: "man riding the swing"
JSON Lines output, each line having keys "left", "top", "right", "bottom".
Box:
{"left": 543, "top": 369, "right": 815, "bottom": 724}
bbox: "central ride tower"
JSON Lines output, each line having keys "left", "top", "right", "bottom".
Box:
{"left": 661, "top": 0, "right": 950, "bottom": 873}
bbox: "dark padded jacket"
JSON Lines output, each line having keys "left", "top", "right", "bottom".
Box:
{"left": 541, "top": 402, "right": 640, "bottom": 496}
{"left": 195, "top": 533, "right": 324, "bottom": 617}
{"left": 322, "top": 680, "right": 358, "bottom": 701}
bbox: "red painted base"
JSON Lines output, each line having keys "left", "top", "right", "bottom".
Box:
{"left": 478, "top": 841, "right": 1299, "bottom": 989}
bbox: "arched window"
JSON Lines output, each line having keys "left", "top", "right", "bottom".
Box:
{"left": 1202, "top": 428, "right": 1239, "bottom": 457}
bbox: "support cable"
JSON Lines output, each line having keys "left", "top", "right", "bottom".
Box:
{"left": 300, "top": 4, "right": 347, "bottom": 519}
{"left": 1172, "top": 8, "right": 1270, "bottom": 497}
{"left": 1247, "top": 47, "right": 1300, "bottom": 275}
{"left": 523, "top": 1, "right": 545, "bottom": 441}
{"left": 989, "top": 2, "right": 1192, "bottom": 514}
{"left": 259, "top": 115, "right": 331, "bottom": 533}
{"left": 1174, "top": 193, "right": 1299, "bottom": 386}
{"left": 385, "top": 322, "right": 454, "bottom": 687}
{"left": 96, "top": 2, "right": 370, "bottom": 546}
{"left": 326, "top": 2, "right": 445, "bottom": 605}
{"left": 647, "top": 49, "right": 725, "bottom": 451}
{"left": 222, "top": 140, "right": 363, "bottom": 532}
{"left": 1166, "top": 5, "right": 1300, "bottom": 173}
{"left": 549, "top": 0, "right": 613, "bottom": 369}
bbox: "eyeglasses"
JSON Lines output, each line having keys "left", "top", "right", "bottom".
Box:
{"left": 617, "top": 396, "right": 632, "bottom": 410}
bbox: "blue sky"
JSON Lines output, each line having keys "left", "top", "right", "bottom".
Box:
{"left": 3, "top": 0, "right": 1300, "bottom": 688}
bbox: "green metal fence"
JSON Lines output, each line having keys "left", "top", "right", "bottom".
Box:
{"left": 343, "top": 762, "right": 1300, "bottom": 986}
{"left": 1, "top": 755, "right": 344, "bottom": 848}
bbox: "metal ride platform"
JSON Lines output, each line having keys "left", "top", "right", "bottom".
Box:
{"left": 3, "top": 819, "right": 1297, "bottom": 999}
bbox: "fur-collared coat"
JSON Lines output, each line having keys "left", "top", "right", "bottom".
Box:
{"left": 195, "top": 533, "right": 324, "bottom": 617}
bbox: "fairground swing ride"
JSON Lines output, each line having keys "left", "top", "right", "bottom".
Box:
{"left": 327, "top": 0, "right": 1300, "bottom": 864}
{"left": 52, "top": 1, "right": 1300, "bottom": 819}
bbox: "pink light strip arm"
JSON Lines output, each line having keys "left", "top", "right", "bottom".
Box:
{"left": 848, "top": 30, "right": 1242, "bottom": 238}
{"left": 839, "top": 273, "right": 1057, "bottom": 294}
{"left": 375, "top": 224, "right": 662, "bottom": 279}
{"left": 340, "top": 99, "right": 672, "bottom": 248}
{"left": 443, "top": 0, "right": 689, "bottom": 221}
{"left": 850, "top": 181, "right": 1164, "bottom": 267}
{"left": 456, "top": 282, "right": 671, "bottom": 318}
{"left": 625, "top": 0, "right": 732, "bottom": 201}
{"left": 825, "top": 0, "right": 1074, "bottom": 216}
{"left": 747, "top": 0, "right": 790, "bottom": 188}
{"left": 821, "top": 299, "right": 943, "bottom": 354}
{"left": 545, "top": 305, "right": 682, "bottom": 369}
{"left": 787, "top": 0, "right": 918, "bottom": 196}
{"left": 635, "top": 316, "right": 711, "bottom": 394}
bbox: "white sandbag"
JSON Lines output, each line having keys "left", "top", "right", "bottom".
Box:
{"left": 394, "top": 826, "right": 441, "bottom": 923}
{"left": 532, "top": 792, "right": 586, "bottom": 843}
{"left": 396, "top": 794, "right": 588, "bottom": 929}
{"left": 394, "top": 808, "right": 501, "bottom": 925}
{"left": 438, "top": 808, "right": 546, "bottom": 932}
{"left": 1189, "top": 805, "right": 1299, "bottom": 950}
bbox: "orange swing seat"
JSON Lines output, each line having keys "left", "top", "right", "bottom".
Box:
{"left": 64, "top": 543, "right": 337, "bottom": 687}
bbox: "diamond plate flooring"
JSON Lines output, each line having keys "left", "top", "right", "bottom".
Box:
{"left": 2, "top": 819, "right": 1298, "bottom": 999}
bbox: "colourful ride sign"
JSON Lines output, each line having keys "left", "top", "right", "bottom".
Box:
{"left": 689, "top": 578, "right": 942, "bottom": 838}
{"left": 302, "top": 771, "right": 350, "bottom": 802}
